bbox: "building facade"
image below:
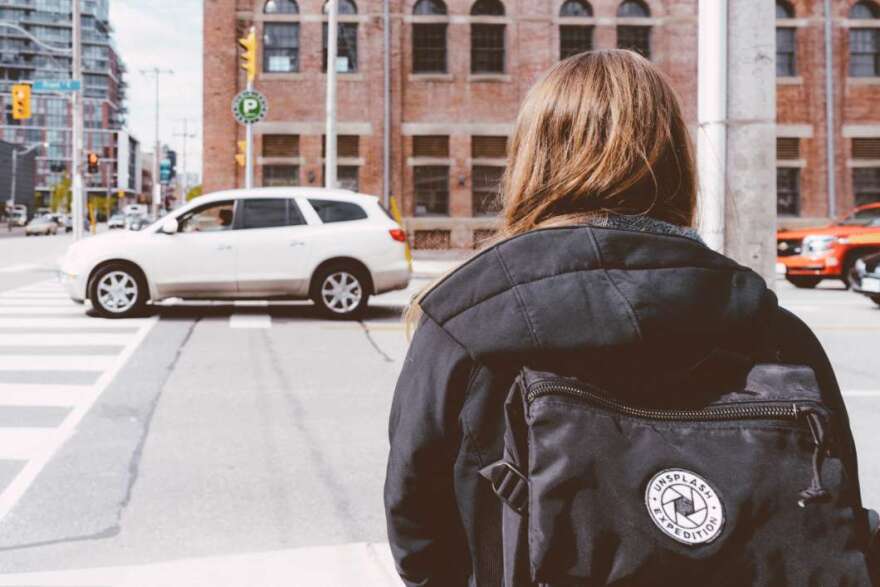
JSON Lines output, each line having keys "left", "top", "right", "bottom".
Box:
{"left": 0, "top": 0, "right": 136, "bottom": 208}
{"left": 203, "top": 0, "right": 880, "bottom": 248}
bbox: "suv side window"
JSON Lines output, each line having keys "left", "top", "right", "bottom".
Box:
{"left": 238, "top": 198, "right": 306, "bottom": 229}
{"left": 308, "top": 199, "right": 367, "bottom": 223}
{"left": 178, "top": 201, "right": 235, "bottom": 233}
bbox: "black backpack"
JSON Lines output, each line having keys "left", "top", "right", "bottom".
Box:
{"left": 480, "top": 361, "right": 880, "bottom": 586}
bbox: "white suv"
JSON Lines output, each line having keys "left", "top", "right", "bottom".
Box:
{"left": 59, "top": 188, "right": 411, "bottom": 319}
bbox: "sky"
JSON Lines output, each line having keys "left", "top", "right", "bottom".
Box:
{"left": 109, "top": 0, "right": 203, "bottom": 181}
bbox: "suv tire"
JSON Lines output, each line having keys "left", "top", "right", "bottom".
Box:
{"left": 787, "top": 276, "right": 822, "bottom": 289}
{"left": 311, "top": 264, "right": 370, "bottom": 319}
{"left": 88, "top": 263, "right": 149, "bottom": 319}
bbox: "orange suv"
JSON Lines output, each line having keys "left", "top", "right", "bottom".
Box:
{"left": 777, "top": 203, "right": 880, "bottom": 288}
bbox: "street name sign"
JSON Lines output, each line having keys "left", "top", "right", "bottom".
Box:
{"left": 232, "top": 90, "right": 268, "bottom": 125}
{"left": 33, "top": 80, "right": 82, "bottom": 92}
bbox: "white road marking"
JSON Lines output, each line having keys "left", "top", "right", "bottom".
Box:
{"left": 0, "top": 263, "right": 45, "bottom": 274}
{"left": 0, "top": 292, "right": 68, "bottom": 299}
{"left": 0, "top": 280, "right": 158, "bottom": 523}
{"left": 229, "top": 314, "right": 272, "bottom": 329}
{"left": 0, "top": 355, "right": 115, "bottom": 371}
{"left": 0, "top": 298, "right": 76, "bottom": 306}
{"left": 0, "top": 333, "right": 130, "bottom": 346}
{"left": 0, "top": 429, "right": 59, "bottom": 460}
{"left": 0, "top": 385, "right": 89, "bottom": 407}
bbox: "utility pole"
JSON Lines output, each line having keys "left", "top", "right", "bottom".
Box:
{"left": 697, "top": 1, "right": 776, "bottom": 285}
{"left": 71, "top": 0, "right": 84, "bottom": 240}
{"left": 325, "top": 0, "right": 338, "bottom": 189}
{"left": 174, "top": 119, "right": 197, "bottom": 203}
{"left": 140, "top": 67, "right": 174, "bottom": 217}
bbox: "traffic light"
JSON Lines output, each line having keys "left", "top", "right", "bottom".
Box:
{"left": 11, "top": 84, "right": 31, "bottom": 120}
{"left": 87, "top": 152, "right": 100, "bottom": 173}
{"left": 239, "top": 27, "right": 257, "bottom": 82}
{"left": 235, "top": 140, "right": 246, "bottom": 167}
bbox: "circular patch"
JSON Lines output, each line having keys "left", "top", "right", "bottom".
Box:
{"left": 644, "top": 468, "right": 724, "bottom": 546}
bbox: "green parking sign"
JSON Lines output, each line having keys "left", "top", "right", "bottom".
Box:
{"left": 232, "top": 90, "right": 268, "bottom": 125}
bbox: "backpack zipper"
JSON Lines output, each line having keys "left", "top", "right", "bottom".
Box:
{"left": 525, "top": 380, "right": 832, "bottom": 506}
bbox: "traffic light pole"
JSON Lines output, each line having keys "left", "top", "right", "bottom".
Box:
{"left": 325, "top": 0, "right": 338, "bottom": 190}
{"left": 71, "top": 0, "right": 84, "bottom": 241}
{"left": 245, "top": 78, "right": 254, "bottom": 189}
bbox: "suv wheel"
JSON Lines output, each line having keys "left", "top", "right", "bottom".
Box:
{"left": 89, "top": 263, "right": 148, "bottom": 319}
{"left": 787, "top": 276, "right": 822, "bottom": 289}
{"left": 312, "top": 265, "right": 369, "bottom": 319}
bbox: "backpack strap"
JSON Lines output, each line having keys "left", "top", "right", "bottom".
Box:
{"left": 479, "top": 460, "right": 528, "bottom": 515}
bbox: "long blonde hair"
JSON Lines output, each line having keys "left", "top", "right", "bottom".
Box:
{"left": 406, "top": 49, "right": 698, "bottom": 332}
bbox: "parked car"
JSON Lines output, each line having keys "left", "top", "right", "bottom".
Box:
{"left": 125, "top": 214, "right": 152, "bottom": 231}
{"left": 850, "top": 250, "right": 880, "bottom": 307}
{"left": 25, "top": 215, "right": 58, "bottom": 236}
{"left": 107, "top": 214, "right": 126, "bottom": 230}
{"left": 59, "top": 188, "right": 412, "bottom": 319}
{"left": 777, "top": 202, "right": 880, "bottom": 288}
{"left": 8, "top": 206, "right": 27, "bottom": 227}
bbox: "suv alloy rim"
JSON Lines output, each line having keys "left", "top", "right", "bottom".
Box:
{"left": 96, "top": 271, "right": 138, "bottom": 313}
{"left": 321, "top": 271, "right": 362, "bottom": 314}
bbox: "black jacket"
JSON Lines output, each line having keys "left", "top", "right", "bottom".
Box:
{"left": 384, "top": 225, "right": 858, "bottom": 587}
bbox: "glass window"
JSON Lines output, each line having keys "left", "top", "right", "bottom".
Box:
{"left": 323, "top": 0, "right": 358, "bottom": 14}
{"left": 776, "top": 0, "right": 794, "bottom": 18}
{"left": 322, "top": 135, "right": 360, "bottom": 158}
{"left": 472, "top": 166, "right": 503, "bottom": 216}
{"left": 472, "top": 136, "right": 507, "bottom": 158}
{"left": 322, "top": 23, "right": 358, "bottom": 73}
{"left": 414, "top": 0, "right": 447, "bottom": 15}
{"left": 560, "top": 0, "right": 592, "bottom": 17}
{"left": 617, "top": 0, "right": 649, "bottom": 17}
{"left": 617, "top": 26, "right": 651, "bottom": 59}
{"left": 851, "top": 1, "right": 880, "bottom": 19}
{"left": 240, "top": 198, "right": 288, "bottom": 230}
{"left": 178, "top": 201, "right": 235, "bottom": 233}
{"left": 413, "top": 23, "right": 448, "bottom": 73}
{"left": 470, "top": 0, "right": 504, "bottom": 15}
{"left": 263, "top": 23, "right": 299, "bottom": 73}
{"left": 850, "top": 28, "right": 880, "bottom": 77}
{"left": 561, "top": 25, "right": 593, "bottom": 60}
{"left": 471, "top": 24, "right": 505, "bottom": 73}
{"left": 337, "top": 166, "right": 359, "bottom": 191}
{"left": 263, "top": 165, "right": 300, "bottom": 186}
{"left": 777, "top": 137, "right": 800, "bottom": 160}
{"left": 853, "top": 168, "right": 880, "bottom": 207}
{"left": 776, "top": 28, "right": 796, "bottom": 76}
{"left": 414, "top": 166, "right": 449, "bottom": 216}
{"left": 264, "top": 0, "right": 298, "bottom": 13}
{"left": 777, "top": 168, "right": 800, "bottom": 216}
{"left": 413, "top": 135, "right": 449, "bottom": 158}
{"left": 263, "top": 135, "right": 300, "bottom": 157}
{"left": 309, "top": 199, "right": 368, "bottom": 223}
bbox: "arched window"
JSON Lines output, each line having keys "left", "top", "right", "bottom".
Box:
{"left": 470, "top": 0, "right": 506, "bottom": 73}
{"left": 322, "top": 0, "right": 359, "bottom": 73}
{"left": 850, "top": 1, "right": 880, "bottom": 77}
{"left": 413, "top": 0, "right": 449, "bottom": 73}
{"left": 616, "top": 0, "right": 650, "bottom": 59}
{"left": 264, "top": 23, "right": 300, "bottom": 73}
{"left": 264, "top": 0, "right": 298, "bottom": 14}
{"left": 559, "top": 1, "right": 593, "bottom": 60}
{"left": 776, "top": 1, "right": 796, "bottom": 76}
{"left": 617, "top": 0, "right": 649, "bottom": 17}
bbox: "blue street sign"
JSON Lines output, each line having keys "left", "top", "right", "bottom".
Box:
{"left": 32, "top": 79, "right": 82, "bottom": 92}
{"left": 159, "top": 159, "right": 172, "bottom": 185}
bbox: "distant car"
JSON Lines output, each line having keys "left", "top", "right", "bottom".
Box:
{"left": 850, "top": 251, "right": 880, "bottom": 307}
{"left": 25, "top": 216, "right": 58, "bottom": 236}
{"left": 777, "top": 203, "right": 880, "bottom": 288}
{"left": 107, "top": 214, "right": 126, "bottom": 230}
{"left": 126, "top": 214, "right": 152, "bottom": 231}
{"left": 59, "top": 188, "right": 412, "bottom": 319}
{"left": 9, "top": 210, "right": 27, "bottom": 227}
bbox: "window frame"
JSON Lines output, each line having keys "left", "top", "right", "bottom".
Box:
{"left": 617, "top": 24, "right": 651, "bottom": 59}
{"left": 776, "top": 167, "right": 801, "bottom": 217}
{"left": 559, "top": 0, "right": 593, "bottom": 17}
{"left": 413, "top": 22, "right": 448, "bottom": 73}
{"left": 176, "top": 200, "right": 236, "bottom": 234}
{"left": 263, "top": 22, "right": 300, "bottom": 74}
{"left": 471, "top": 165, "right": 504, "bottom": 217}
{"left": 470, "top": 23, "right": 506, "bottom": 74}
{"left": 776, "top": 27, "right": 796, "bottom": 77}
{"left": 413, "top": 166, "right": 450, "bottom": 216}
{"left": 853, "top": 167, "right": 880, "bottom": 207}
{"left": 322, "top": 22, "right": 359, "bottom": 73}
{"left": 560, "top": 24, "right": 594, "bottom": 60}
{"left": 307, "top": 198, "right": 369, "bottom": 223}
{"left": 235, "top": 197, "right": 305, "bottom": 230}
{"left": 264, "top": 0, "right": 299, "bottom": 14}
{"left": 262, "top": 164, "right": 300, "bottom": 187}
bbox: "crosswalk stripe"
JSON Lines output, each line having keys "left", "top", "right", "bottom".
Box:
{"left": 0, "top": 299, "right": 76, "bottom": 307}
{"left": 0, "top": 384, "right": 91, "bottom": 407}
{"left": 0, "top": 317, "right": 147, "bottom": 329}
{"left": 0, "top": 429, "right": 58, "bottom": 460}
{"left": 0, "top": 333, "right": 131, "bottom": 346}
{"left": 0, "top": 355, "right": 115, "bottom": 371}
{"left": 0, "top": 292, "right": 68, "bottom": 299}
{"left": 0, "top": 306, "right": 83, "bottom": 315}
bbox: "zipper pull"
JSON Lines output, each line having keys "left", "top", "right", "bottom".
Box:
{"left": 797, "top": 407, "right": 832, "bottom": 508}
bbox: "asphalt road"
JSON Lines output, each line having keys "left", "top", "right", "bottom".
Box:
{"left": 0, "top": 232, "right": 876, "bottom": 585}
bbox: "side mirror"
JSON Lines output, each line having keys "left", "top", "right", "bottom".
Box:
{"left": 160, "top": 217, "right": 178, "bottom": 234}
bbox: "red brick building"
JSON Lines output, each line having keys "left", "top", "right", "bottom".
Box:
{"left": 203, "top": 0, "right": 880, "bottom": 248}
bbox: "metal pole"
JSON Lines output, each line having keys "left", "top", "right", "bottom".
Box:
{"left": 9, "top": 150, "right": 16, "bottom": 208}
{"left": 325, "top": 0, "right": 338, "bottom": 189}
{"left": 697, "top": 0, "right": 727, "bottom": 252}
{"left": 823, "top": 0, "right": 837, "bottom": 219}
{"left": 245, "top": 79, "right": 254, "bottom": 189}
{"left": 153, "top": 70, "right": 161, "bottom": 215}
{"left": 383, "top": 0, "right": 390, "bottom": 207}
{"left": 71, "top": 0, "right": 84, "bottom": 241}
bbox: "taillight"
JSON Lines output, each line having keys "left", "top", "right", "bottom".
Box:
{"left": 389, "top": 228, "right": 407, "bottom": 242}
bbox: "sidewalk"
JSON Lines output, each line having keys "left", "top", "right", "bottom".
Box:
{"left": 410, "top": 249, "right": 473, "bottom": 279}
{"left": 0, "top": 542, "right": 401, "bottom": 586}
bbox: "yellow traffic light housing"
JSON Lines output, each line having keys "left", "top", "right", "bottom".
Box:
{"left": 11, "top": 84, "right": 31, "bottom": 120}
{"left": 235, "top": 140, "right": 246, "bottom": 167}
{"left": 238, "top": 27, "right": 257, "bottom": 82}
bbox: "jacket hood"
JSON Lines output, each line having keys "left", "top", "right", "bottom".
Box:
{"left": 420, "top": 225, "right": 776, "bottom": 376}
